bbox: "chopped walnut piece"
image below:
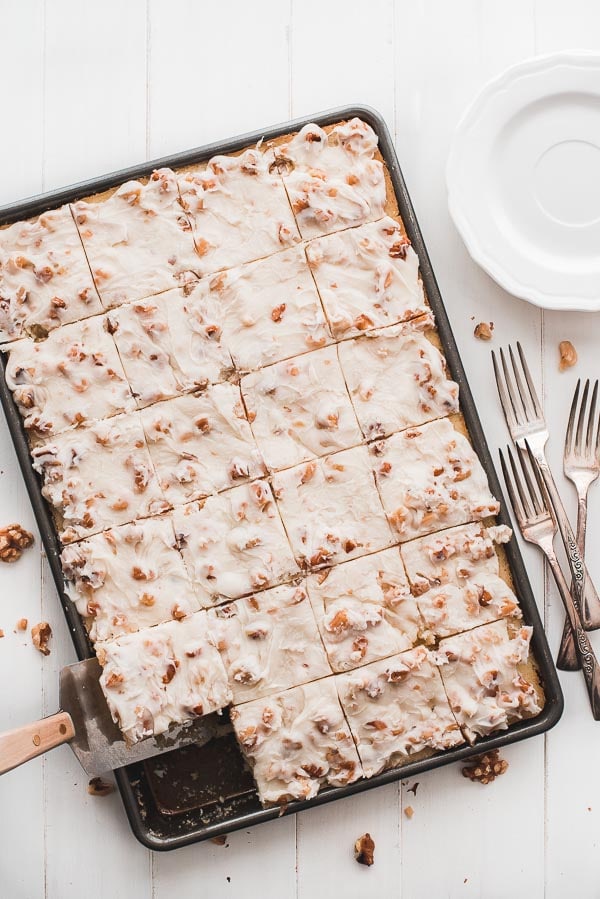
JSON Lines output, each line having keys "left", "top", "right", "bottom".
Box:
{"left": 0, "top": 524, "right": 34, "bottom": 563}
{"left": 31, "top": 622, "right": 52, "bottom": 656}
{"left": 16, "top": 618, "right": 28, "bottom": 631}
{"left": 404, "top": 805, "right": 414, "bottom": 819}
{"left": 559, "top": 340, "right": 577, "bottom": 371}
{"left": 354, "top": 832, "right": 375, "bottom": 867}
{"left": 87, "top": 776, "right": 114, "bottom": 797}
{"left": 474, "top": 322, "right": 493, "bottom": 341}
{"left": 462, "top": 749, "right": 508, "bottom": 785}
{"left": 0, "top": 629, "right": 4, "bottom": 638}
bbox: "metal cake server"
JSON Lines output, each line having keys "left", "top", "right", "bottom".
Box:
{"left": 0, "top": 657, "right": 225, "bottom": 777}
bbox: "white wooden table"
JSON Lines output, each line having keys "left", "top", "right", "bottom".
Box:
{"left": 2, "top": 2, "right": 600, "bottom": 896}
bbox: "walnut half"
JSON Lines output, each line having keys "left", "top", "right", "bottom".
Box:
{"left": 0, "top": 523, "right": 34, "bottom": 563}
{"left": 462, "top": 749, "right": 508, "bottom": 784}
{"left": 354, "top": 832, "right": 375, "bottom": 867}
{"left": 31, "top": 622, "right": 52, "bottom": 656}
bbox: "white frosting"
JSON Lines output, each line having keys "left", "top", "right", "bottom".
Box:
{"left": 61, "top": 516, "right": 200, "bottom": 643}
{"left": 306, "top": 547, "right": 421, "bottom": 672}
{"left": 336, "top": 646, "right": 464, "bottom": 777}
{"left": 400, "top": 522, "right": 520, "bottom": 637}
{"left": 72, "top": 169, "right": 200, "bottom": 308}
{"left": 371, "top": 417, "right": 500, "bottom": 542}
{"left": 276, "top": 119, "right": 386, "bottom": 239}
{"left": 97, "top": 611, "right": 232, "bottom": 744}
{"left": 272, "top": 445, "right": 394, "bottom": 569}
{"left": 108, "top": 282, "right": 233, "bottom": 407}
{"left": 435, "top": 619, "right": 541, "bottom": 743}
{"left": 337, "top": 314, "right": 459, "bottom": 439}
{"left": 177, "top": 148, "right": 300, "bottom": 274}
{"left": 210, "top": 581, "right": 331, "bottom": 703}
{"left": 230, "top": 678, "right": 361, "bottom": 805}
{"left": 0, "top": 205, "right": 102, "bottom": 343}
{"left": 241, "top": 345, "right": 362, "bottom": 470}
{"left": 306, "top": 216, "right": 427, "bottom": 338}
{"left": 172, "top": 480, "right": 299, "bottom": 604}
{"left": 209, "top": 246, "right": 332, "bottom": 371}
{"left": 31, "top": 413, "right": 168, "bottom": 543}
{"left": 140, "top": 385, "right": 266, "bottom": 506}
{"left": 4, "top": 315, "right": 135, "bottom": 439}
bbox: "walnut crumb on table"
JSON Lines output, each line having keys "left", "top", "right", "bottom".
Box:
{"left": 558, "top": 340, "right": 577, "bottom": 371}
{"left": 354, "top": 832, "right": 375, "bottom": 866}
{"left": 31, "top": 622, "right": 52, "bottom": 656}
{"left": 404, "top": 805, "right": 414, "bottom": 819}
{"left": 87, "top": 777, "right": 114, "bottom": 797}
{"left": 462, "top": 749, "right": 508, "bottom": 784}
{"left": 474, "top": 322, "right": 493, "bottom": 341}
{"left": 16, "top": 618, "right": 28, "bottom": 631}
{"left": 0, "top": 524, "right": 34, "bottom": 563}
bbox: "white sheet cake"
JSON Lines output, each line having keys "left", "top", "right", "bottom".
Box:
{"left": 272, "top": 445, "right": 394, "bottom": 570}
{"left": 72, "top": 169, "right": 200, "bottom": 308}
{"left": 172, "top": 480, "right": 299, "bottom": 605}
{"left": 336, "top": 646, "right": 465, "bottom": 777}
{"left": 61, "top": 516, "right": 200, "bottom": 643}
{"left": 400, "top": 522, "right": 520, "bottom": 638}
{"left": 140, "top": 385, "right": 265, "bottom": 506}
{"left": 241, "top": 345, "right": 362, "bottom": 470}
{"left": 0, "top": 205, "right": 102, "bottom": 343}
{"left": 306, "top": 548, "right": 422, "bottom": 672}
{"left": 107, "top": 283, "right": 233, "bottom": 407}
{"left": 209, "top": 245, "right": 332, "bottom": 371}
{"left": 337, "top": 312, "right": 459, "bottom": 439}
{"left": 177, "top": 147, "right": 300, "bottom": 274}
{"left": 31, "top": 413, "right": 168, "bottom": 543}
{"left": 371, "top": 417, "right": 500, "bottom": 542}
{"left": 209, "top": 582, "right": 331, "bottom": 704}
{"left": 435, "top": 619, "right": 542, "bottom": 743}
{"left": 275, "top": 119, "right": 386, "bottom": 239}
{"left": 1, "top": 118, "right": 543, "bottom": 786}
{"left": 4, "top": 315, "right": 135, "bottom": 440}
{"left": 97, "top": 612, "right": 232, "bottom": 744}
{"left": 230, "top": 678, "right": 362, "bottom": 805}
{"left": 306, "top": 216, "right": 428, "bottom": 339}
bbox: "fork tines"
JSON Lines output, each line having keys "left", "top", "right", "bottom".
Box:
{"left": 565, "top": 378, "right": 600, "bottom": 461}
{"left": 499, "top": 443, "right": 550, "bottom": 527}
{"left": 492, "top": 343, "right": 544, "bottom": 438}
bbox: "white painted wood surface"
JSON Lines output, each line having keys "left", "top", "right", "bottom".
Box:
{"left": 1, "top": 2, "right": 600, "bottom": 896}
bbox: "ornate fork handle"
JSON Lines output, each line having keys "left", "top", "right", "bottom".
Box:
{"left": 543, "top": 538, "right": 600, "bottom": 720}
{"left": 531, "top": 447, "right": 600, "bottom": 629}
{"left": 558, "top": 491, "right": 589, "bottom": 670}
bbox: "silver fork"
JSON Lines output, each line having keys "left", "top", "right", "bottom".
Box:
{"left": 500, "top": 444, "right": 600, "bottom": 720}
{"left": 558, "top": 380, "right": 600, "bottom": 670}
{"left": 492, "top": 343, "right": 600, "bottom": 630}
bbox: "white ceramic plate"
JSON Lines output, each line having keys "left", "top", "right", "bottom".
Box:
{"left": 447, "top": 52, "right": 600, "bottom": 312}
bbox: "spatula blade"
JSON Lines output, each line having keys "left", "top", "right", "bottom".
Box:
{"left": 60, "top": 658, "right": 229, "bottom": 777}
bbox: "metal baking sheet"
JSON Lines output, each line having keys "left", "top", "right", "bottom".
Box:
{"left": 0, "top": 104, "right": 563, "bottom": 851}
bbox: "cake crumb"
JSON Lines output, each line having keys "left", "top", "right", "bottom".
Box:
{"left": 462, "top": 749, "right": 508, "bottom": 784}
{"left": 474, "top": 322, "right": 493, "bottom": 341}
{"left": 87, "top": 776, "right": 114, "bottom": 797}
{"left": 0, "top": 524, "right": 34, "bottom": 563}
{"left": 559, "top": 340, "right": 577, "bottom": 371}
{"left": 404, "top": 805, "right": 414, "bottom": 819}
{"left": 31, "top": 621, "right": 52, "bottom": 656}
{"left": 211, "top": 834, "right": 228, "bottom": 846}
{"left": 354, "top": 832, "right": 375, "bottom": 866}
{"left": 16, "top": 618, "right": 28, "bottom": 631}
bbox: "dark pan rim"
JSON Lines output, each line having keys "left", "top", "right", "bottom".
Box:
{"left": 0, "top": 103, "right": 564, "bottom": 851}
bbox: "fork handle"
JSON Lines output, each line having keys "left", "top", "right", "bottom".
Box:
{"left": 557, "top": 493, "right": 588, "bottom": 671}
{"left": 545, "top": 546, "right": 600, "bottom": 720}
{"left": 534, "top": 454, "right": 600, "bottom": 629}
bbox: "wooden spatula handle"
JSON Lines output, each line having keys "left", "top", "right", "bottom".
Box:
{"left": 0, "top": 712, "right": 75, "bottom": 775}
